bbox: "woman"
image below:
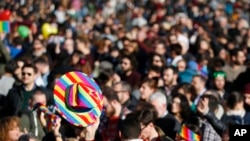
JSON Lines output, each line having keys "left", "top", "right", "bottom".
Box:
{"left": 70, "top": 50, "right": 92, "bottom": 75}
{"left": 171, "top": 94, "right": 192, "bottom": 124}
{"left": 149, "top": 53, "right": 166, "bottom": 70}
{"left": 0, "top": 116, "right": 22, "bottom": 141}
{"left": 139, "top": 77, "right": 158, "bottom": 102}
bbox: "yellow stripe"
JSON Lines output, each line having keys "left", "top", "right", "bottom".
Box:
{"left": 70, "top": 72, "right": 82, "bottom": 82}
{"left": 0, "top": 22, "right": 3, "bottom": 32}
{"left": 72, "top": 84, "right": 77, "bottom": 106}
{"left": 54, "top": 85, "right": 65, "bottom": 97}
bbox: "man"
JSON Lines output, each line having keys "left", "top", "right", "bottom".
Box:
{"left": 222, "top": 48, "right": 246, "bottom": 83}
{"left": 191, "top": 74, "right": 207, "bottom": 105}
{"left": 120, "top": 55, "right": 141, "bottom": 89}
{"left": 119, "top": 115, "right": 142, "bottom": 141}
{"left": 20, "top": 87, "right": 47, "bottom": 140}
{"left": 34, "top": 57, "right": 50, "bottom": 87}
{"left": 170, "top": 43, "right": 183, "bottom": 67}
{"left": 162, "top": 66, "right": 178, "bottom": 96}
{"left": 243, "top": 83, "right": 250, "bottom": 111}
{"left": 101, "top": 89, "right": 123, "bottom": 141}
{"left": 212, "top": 71, "right": 229, "bottom": 102}
{"left": 149, "top": 91, "right": 180, "bottom": 140}
{"left": 113, "top": 81, "right": 138, "bottom": 112}
{"left": 134, "top": 107, "right": 174, "bottom": 141}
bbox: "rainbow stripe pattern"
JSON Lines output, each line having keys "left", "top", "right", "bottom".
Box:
{"left": 53, "top": 71, "right": 103, "bottom": 127}
{"left": 179, "top": 125, "right": 201, "bottom": 141}
{"left": 0, "top": 21, "right": 10, "bottom": 33}
{"left": 34, "top": 103, "right": 59, "bottom": 132}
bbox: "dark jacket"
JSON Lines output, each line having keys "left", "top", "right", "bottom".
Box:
{"left": 1, "top": 85, "right": 53, "bottom": 117}
{"left": 204, "top": 111, "right": 226, "bottom": 137}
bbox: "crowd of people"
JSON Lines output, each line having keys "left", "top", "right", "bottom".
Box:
{"left": 0, "top": 0, "right": 249, "bottom": 141}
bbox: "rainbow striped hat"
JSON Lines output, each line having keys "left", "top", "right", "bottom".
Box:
{"left": 53, "top": 71, "right": 103, "bottom": 127}
{"left": 179, "top": 125, "right": 201, "bottom": 141}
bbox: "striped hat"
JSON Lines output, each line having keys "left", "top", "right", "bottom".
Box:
{"left": 53, "top": 71, "right": 103, "bottom": 127}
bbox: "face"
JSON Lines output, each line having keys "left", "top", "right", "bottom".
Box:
{"left": 171, "top": 97, "right": 181, "bottom": 114}
{"left": 140, "top": 123, "right": 152, "bottom": 140}
{"left": 140, "top": 82, "right": 155, "bottom": 101}
{"left": 219, "top": 49, "right": 227, "bottom": 60}
{"left": 244, "top": 94, "right": 250, "bottom": 106}
{"left": 121, "top": 58, "right": 132, "bottom": 72}
{"left": 236, "top": 51, "right": 246, "bottom": 65}
{"left": 8, "top": 123, "right": 20, "bottom": 141}
{"left": 191, "top": 76, "right": 204, "bottom": 92}
{"left": 177, "top": 60, "right": 186, "bottom": 72}
{"left": 33, "top": 40, "right": 44, "bottom": 55}
{"left": 103, "top": 97, "right": 115, "bottom": 117}
{"left": 163, "top": 69, "right": 174, "bottom": 86}
{"left": 148, "top": 70, "right": 160, "bottom": 79}
{"left": 22, "top": 67, "right": 36, "bottom": 85}
{"left": 214, "top": 77, "right": 225, "bottom": 90}
{"left": 64, "top": 39, "right": 74, "bottom": 54}
{"left": 113, "top": 84, "right": 126, "bottom": 104}
{"left": 31, "top": 93, "right": 47, "bottom": 106}
{"left": 154, "top": 43, "right": 166, "bottom": 55}
{"left": 15, "top": 61, "right": 24, "bottom": 80}
{"left": 152, "top": 56, "right": 163, "bottom": 67}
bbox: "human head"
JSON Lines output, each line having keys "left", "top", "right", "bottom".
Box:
{"left": 227, "top": 91, "right": 244, "bottom": 111}
{"left": 230, "top": 48, "right": 246, "bottom": 65}
{"left": 177, "top": 59, "right": 186, "bottom": 72}
{"left": 197, "top": 94, "right": 219, "bottom": 114}
{"left": 191, "top": 75, "right": 207, "bottom": 94}
{"left": 163, "top": 66, "right": 178, "bottom": 86}
{"left": 5, "top": 60, "right": 18, "bottom": 76}
{"left": 21, "top": 64, "right": 37, "bottom": 86}
{"left": 29, "top": 87, "right": 47, "bottom": 108}
{"left": 121, "top": 55, "right": 137, "bottom": 73}
{"left": 170, "top": 43, "right": 182, "bottom": 57}
{"left": 243, "top": 83, "right": 250, "bottom": 107}
{"left": 213, "top": 71, "right": 226, "bottom": 91}
{"left": 18, "top": 133, "right": 39, "bottom": 141}
{"left": 119, "top": 116, "right": 141, "bottom": 141}
{"left": 150, "top": 53, "right": 166, "bottom": 69}
{"left": 0, "top": 116, "right": 21, "bottom": 141}
{"left": 147, "top": 65, "right": 162, "bottom": 79}
{"left": 154, "top": 40, "right": 166, "bottom": 56}
{"left": 34, "top": 56, "right": 50, "bottom": 74}
{"left": 113, "top": 81, "right": 132, "bottom": 105}
{"left": 176, "top": 83, "right": 197, "bottom": 103}
{"left": 32, "top": 38, "right": 46, "bottom": 57}
{"left": 149, "top": 91, "right": 167, "bottom": 118}
{"left": 139, "top": 77, "right": 158, "bottom": 101}
{"left": 103, "top": 89, "right": 122, "bottom": 117}
{"left": 63, "top": 39, "right": 75, "bottom": 55}
{"left": 171, "top": 93, "right": 191, "bottom": 121}
{"left": 136, "top": 109, "right": 158, "bottom": 140}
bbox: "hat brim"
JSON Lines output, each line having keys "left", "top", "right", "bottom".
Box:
{"left": 53, "top": 71, "right": 103, "bottom": 127}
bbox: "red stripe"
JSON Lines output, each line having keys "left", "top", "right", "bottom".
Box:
{"left": 66, "top": 73, "right": 77, "bottom": 83}
{"left": 54, "top": 89, "right": 65, "bottom": 101}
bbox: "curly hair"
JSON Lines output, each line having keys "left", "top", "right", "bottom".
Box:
{"left": 0, "top": 116, "right": 20, "bottom": 141}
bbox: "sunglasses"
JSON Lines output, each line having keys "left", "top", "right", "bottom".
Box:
{"left": 22, "top": 72, "right": 32, "bottom": 76}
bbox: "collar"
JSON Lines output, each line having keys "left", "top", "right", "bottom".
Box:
{"left": 161, "top": 111, "right": 168, "bottom": 118}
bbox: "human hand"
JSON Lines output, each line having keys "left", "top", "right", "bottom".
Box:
{"left": 84, "top": 117, "right": 100, "bottom": 140}
{"left": 39, "top": 112, "right": 47, "bottom": 127}
{"left": 197, "top": 97, "right": 209, "bottom": 116}
{"left": 52, "top": 118, "right": 62, "bottom": 137}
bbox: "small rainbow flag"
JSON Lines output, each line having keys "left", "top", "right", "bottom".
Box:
{"left": 33, "top": 103, "right": 59, "bottom": 132}
{"left": 0, "top": 21, "right": 10, "bottom": 33}
{"left": 179, "top": 125, "right": 201, "bottom": 141}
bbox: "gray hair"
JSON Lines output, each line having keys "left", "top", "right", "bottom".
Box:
{"left": 149, "top": 91, "right": 167, "bottom": 105}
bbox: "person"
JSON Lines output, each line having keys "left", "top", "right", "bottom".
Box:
{"left": 139, "top": 77, "right": 158, "bottom": 102}
{"left": 162, "top": 66, "right": 178, "bottom": 97}
{"left": 112, "top": 81, "right": 138, "bottom": 111}
{"left": 191, "top": 74, "right": 207, "bottom": 105}
{"left": 134, "top": 108, "right": 174, "bottom": 141}
{"left": 19, "top": 87, "right": 48, "bottom": 140}
{"left": 18, "top": 134, "right": 39, "bottom": 141}
{"left": 120, "top": 55, "right": 141, "bottom": 89}
{"left": 0, "top": 116, "right": 22, "bottom": 141}
{"left": 149, "top": 91, "right": 180, "bottom": 140}
{"left": 170, "top": 93, "right": 192, "bottom": 125}
{"left": 119, "top": 115, "right": 142, "bottom": 141}
{"left": 243, "top": 83, "right": 250, "bottom": 111}
{"left": 101, "top": 89, "right": 124, "bottom": 141}
{"left": 212, "top": 71, "right": 229, "bottom": 102}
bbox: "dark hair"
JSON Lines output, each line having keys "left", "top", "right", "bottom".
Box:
{"left": 170, "top": 43, "right": 182, "bottom": 55}
{"left": 192, "top": 74, "right": 207, "bottom": 83}
{"left": 31, "top": 87, "right": 47, "bottom": 101}
{"left": 18, "top": 133, "right": 38, "bottom": 141}
{"left": 5, "top": 60, "right": 18, "bottom": 74}
{"left": 163, "top": 66, "right": 178, "bottom": 74}
{"left": 201, "top": 94, "right": 219, "bottom": 113}
{"left": 119, "top": 117, "right": 141, "bottom": 140}
{"left": 227, "top": 91, "right": 244, "bottom": 109}
{"left": 140, "top": 77, "right": 158, "bottom": 90}
{"left": 22, "top": 63, "right": 38, "bottom": 73}
{"left": 148, "top": 65, "right": 162, "bottom": 74}
{"left": 150, "top": 53, "right": 166, "bottom": 68}
{"left": 104, "top": 89, "right": 119, "bottom": 102}
{"left": 121, "top": 55, "right": 138, "bottom": 70}
{"left": 172, "top": 93, "right": 192, "bottom": 121}
{"left": 136, "top": 108, "right": 158, "bottom": 126}
{"left": 176, "top": 83, "right": 197, "bottom": 102}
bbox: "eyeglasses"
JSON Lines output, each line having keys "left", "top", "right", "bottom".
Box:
{"left": 22, "top": 72, "right": 32, "bottom": 76}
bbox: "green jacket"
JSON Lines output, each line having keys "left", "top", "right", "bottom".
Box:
{"left": 20, "top": 111, "right": 46, "bottom": 140}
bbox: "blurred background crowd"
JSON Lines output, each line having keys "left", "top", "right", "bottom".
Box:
{"left": 0, "top": 0, "right": 249, "bottom": 141}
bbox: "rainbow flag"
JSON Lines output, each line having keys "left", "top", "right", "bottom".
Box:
{"left": 0, "top": 21, "right": 10, "bottom": 33}
{"left": 179, "top": 125, "right": 201, "bottom": 141}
